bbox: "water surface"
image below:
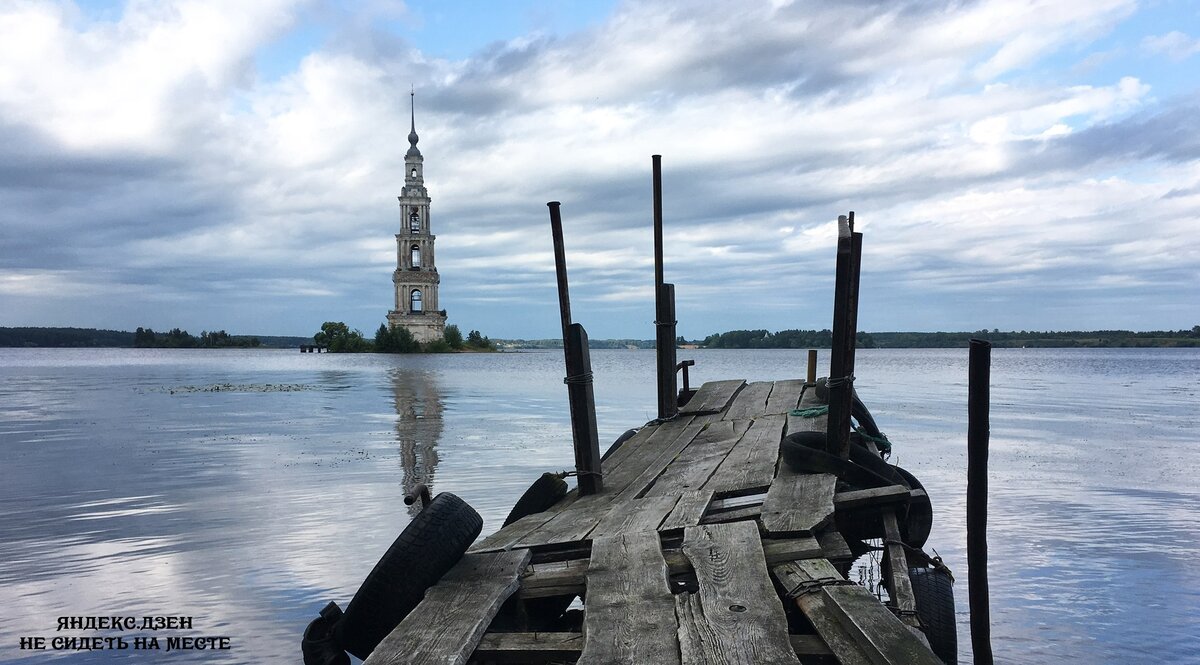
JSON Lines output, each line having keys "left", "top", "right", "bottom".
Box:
{"left": 1, "top": 347, "right": 1197, "bottom": 663}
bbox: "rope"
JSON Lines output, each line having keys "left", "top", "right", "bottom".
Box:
{"left": 790, "top": 405, "right": 829, "bottom": 418}
{"left": 559, "top": 469, "right": 603, "bottom": 478}
{"left": 784, "top": 576, "right": 857, "bottom": 598}
{"left": 881, "top": 540, "right": 955, "bottom": 582}
{"left": 563, "top": 371, "right": 593, "bottom": 385}
{"left": 653, "top": 320, "right": 678, "bottom": 326}
{"left": 854, "top": 425, "right": 893, "bottom": 455}
{"left": 825, "top": 374, "right": 855, "bottom": 389}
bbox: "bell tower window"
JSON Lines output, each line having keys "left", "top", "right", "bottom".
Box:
{"left": 411, "top": 167, "right": 418, "bottom": 178}
{"left": 409, "top": 208, "right": 420, "bottom": 233}
{"left": 410, "top": 289, "right": 423, "bottom": 312}
{"left": 411, "top": 244, "right": 421, "bottom": 268}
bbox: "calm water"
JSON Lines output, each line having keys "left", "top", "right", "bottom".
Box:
{"left": 1, "top": 347, "right": 1197, "bottom": 663}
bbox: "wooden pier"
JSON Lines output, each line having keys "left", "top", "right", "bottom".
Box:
{"left": 363, "top": 378, "right": 945, "bottom": 665}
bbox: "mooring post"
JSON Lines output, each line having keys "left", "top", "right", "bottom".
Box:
{"left": 968, "top": 338, "right": 993, "bottom": 664}
{"left": 806, "top": 349, "right": 818, "bottom": 384}
{"left": 547, "top": 201, "right": 603, "bottom": 496}
{"left": 827, "top": 213, "right": 858, "bottom": 459}
{"left": 651, "top": 155, "right": 679, "bottom": 419}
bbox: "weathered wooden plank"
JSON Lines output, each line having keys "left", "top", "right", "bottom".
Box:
{"left": 518, "top": 537, "right": 823, "bottom": 599}
{"left": 705, "top": 413, "right": 786, "bottom": 493}
{"left": 675, "top": 522, "right": 801, "bottom": 664}
{"left": 881, "top": 507, "right": 921, "bottom": 631}
{"left": 761, "top": 471, "right": 837, "bottom": 535}
{"left": 658, "top": 489, "right": 712, "bottom": 531}
{"left": 645, "top": 420, "right": 751, "bottom": 497}
{"left": 722, "top": 380, "right": 774, "bottom": 420}
{"left": 514, "top": 420, "right": 704, "bottom": 548}
{"left": 591, "top": 495, "right": 679, "bottom": 538}
{"left": 774, "top": 561, "right": 875, "bottom": 665}
{"left": 578, "top": 531, "right": 680, "bottom": 665}
{"left": 366, "top": 549, "right": 532, "bottom": 665}
{"left": 786, "top": 384, "right": 826, "bottom": 435}
{"left": 835, "top": 484, "right": 911, "bottom": 511}
{"left": 773, "top": 558, "right": 941, "bottom": 665}
{"left": 470, "top": 509, "right": 562, "bottom": 553}
{"left": 678, "top": 379, "right": 746, "bottom": 415}
{"left": 470, "top": 631, "right": 832, "bottom": 660}
{"left": 765, "top": 379, "right": 807, "bottom": 415}
{"left": 473, "top": 632, "right": 584, "bottom": 663}
{"left": 816, "top": 528, "right": 853, "bottom": 562}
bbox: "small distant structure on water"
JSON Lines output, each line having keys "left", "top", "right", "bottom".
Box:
{"left": 386, "top": 92, "right": 447, "bottom": 343}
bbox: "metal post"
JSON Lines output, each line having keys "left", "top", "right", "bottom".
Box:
{"left": 968, "top": 338, "right": 993, "bottom": 664}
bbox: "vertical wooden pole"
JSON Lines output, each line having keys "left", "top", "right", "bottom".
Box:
{"left": 652, "top": 156, "right": 678, "bottom": 418}
{"left": 806, "top": 349, "right": 818, "bottom": 384}
{"left": 826, "top": 214, "right": 854, "bottom": 458}
{"left": 566, "top": 323, "right": 603, "bottom": 495}
{"left": 547, "top": 201, "right": 603, "bottom": 496}
{"left": 968, "top": 338, "right": 993, "bottom": 664}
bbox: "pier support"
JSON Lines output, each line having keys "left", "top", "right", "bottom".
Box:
{"left": 968, "top": 339, "right": 993, "bottom": 664}
{"left": 827, "top": 213, "right": 862, "bottom": 459}
{"left": 652, "top": 155, "right": 679, "bottom": 420}
{"left": 548, "top": 202, "right": 603, "bottom": 496}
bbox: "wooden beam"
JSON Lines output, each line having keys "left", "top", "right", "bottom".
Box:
{"left": 722, "top": 381, "right": 773, "bottom": 420}
{"left": 365, "top": 549, "right": 531, "bottom": 665}
{"left": 675, "top": 522, "right": 801, "bottom": 664}
{"left": 645, "top": 420, "right": 751, "bottom": 497}
{"left": 764, "top": 379, "right": 807, "bottom": 415}
{"left": 658, "top": 489, "right": 713, "bottom": 531}
{"left": 704, "top": 413, "right": 786, "bottom": 493}
{"left": 761, "top": 472, "right": 838, "bottom": 535}
{"left": 678, "top": 379, "right": 746, "bottom": 415}
{"left": 579, "top": 531, "right": 680, "bottom": 665}
{"left": 472, "top": 631, "right": 833, "bottom": 660}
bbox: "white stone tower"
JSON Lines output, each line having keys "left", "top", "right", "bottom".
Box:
{"left": 387, "top": 92, "right": 446, "bottom": 343}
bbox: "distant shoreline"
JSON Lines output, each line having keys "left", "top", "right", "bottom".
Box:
{"left": 5, "top": 326, "right": 1195, "bottom": 349}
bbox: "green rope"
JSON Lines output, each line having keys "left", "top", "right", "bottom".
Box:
{"left": 854, "top": 425, "right": 893, "bottom": 455}
{"left": 790, "top": 405, "right": 829, "bottom": 418}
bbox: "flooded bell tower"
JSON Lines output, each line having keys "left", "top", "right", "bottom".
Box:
{"left": 387, "top": 92, "right": 446, "bottom": 343}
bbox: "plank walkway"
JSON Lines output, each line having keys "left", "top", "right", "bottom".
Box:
{"left": 366, "top": 378, "right": 945, "bottom": 665}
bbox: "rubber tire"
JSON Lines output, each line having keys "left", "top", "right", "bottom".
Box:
{"left": 893, "top": 466, "right": 932, "bottom": 548}
{"left": 909, "top": 566, "right": 957, "bottom": 664}
{"left": 503, "top": 472, "right": 568, "bottom": 527}
{"left": 602, "top": 428, "right": 639, "bottom": 462}
{"left": 336, "top": 492, "right": 483, "bottom": 660}
{"left": 812, "top": 378, "right": 884, "bottom": 440}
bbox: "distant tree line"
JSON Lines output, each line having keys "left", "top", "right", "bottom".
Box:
{"left": 313, "top": 321, "right": 495, "bottom": 354}
{"left": 697, "top": 327, "right": 1200, "bottom": 349}
{"left": 133, "top": 327, "right": 261, "bottom": 348}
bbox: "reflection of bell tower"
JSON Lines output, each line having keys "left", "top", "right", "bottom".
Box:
{"left": 387, "top": 91, "right": 446, "bottom": 343}
{"left": 389, "top": 367, "right": 444, "bottom": 515}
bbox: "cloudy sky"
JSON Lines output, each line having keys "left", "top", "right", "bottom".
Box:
{"left": 1, "top": 0, "right": 1197, "bottom": 340}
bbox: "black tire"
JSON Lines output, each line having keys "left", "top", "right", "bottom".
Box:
{"left": 602, "top": 428, "right": 639, "bottom": 462}
{"left": 893, "top": 466, "right": 932, "bottom": 548}
{"left": 336, "top": 492, "right": 482, "bottom": 660}
{"left": 503, "top": 472, "right": 567, "bottom": 527}
{"left": 909, "top": 566, "right": 957, "bottom": 664}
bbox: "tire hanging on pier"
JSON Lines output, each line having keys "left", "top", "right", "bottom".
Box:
{"left": 335, "top": 492, "right": 483, "bottom": 660}
{"left": 503, "top": 472, "right": 568, "bottom": 526}
{"left": 909, "top": 565, "right": 957, "bottom": 664}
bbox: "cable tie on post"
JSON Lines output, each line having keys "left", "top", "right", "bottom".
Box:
{"left": 825, "top": 374, "right": 856, "bottom": 389}
{"left": 653, "top": 320, "right": 678, "bottom": 326}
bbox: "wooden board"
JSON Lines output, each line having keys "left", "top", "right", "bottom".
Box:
{"left": 365, "top": 549, "right": 531, "bottom": 665}
{"left": 513, "top": 420, "right": 704, "bottom": 548}
{"left": 761, "top": 471, "right": 837, "bottom": 535}
{"left": 591, "top": 495, "right": 679, "bottom": 538}
{"left": 578, "top": 531, "right": 680, "bottom": 665}
{"left": 472, "top": 632, "right": 832, "bottom": 661}
{"left": 645, "top": 420, "right": 751, "bottom": 497}
{"left": 678, "top": 379, "right": 746, "bottom": 415}
{"left": 772, "top": 558, "right": 941, "bottom": 665}
{"left": 658, "top": 489, "right": 713, "bottom": 531}
{"left": 675, "top": 522, "right": 801, "bottom": 664}
{"left": 722, "top": 381, "right": 774, "bottom": 420}
{"left": 704, "top": 414, "right": 786, "bottom": 493}
{"left": 764, "top": 379, "right": 807, "bottom": 415}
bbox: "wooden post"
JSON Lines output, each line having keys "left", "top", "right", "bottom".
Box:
{"left": 826, "top": 214, "right": 858, "bottom": 459}
{"left": 968, "top": 338, "right": 993, "bottom": 664}
{"left": 547, "top": 201, "right": 603, "bottom": 496}
{"left": 806, "top": 349, "right": 818, "bottom": 384}
{"left": 565, "top": 323, "right": 603, "bottom": 496}
{"left": 651, "top": 156, "right": 678, "bottom": 419}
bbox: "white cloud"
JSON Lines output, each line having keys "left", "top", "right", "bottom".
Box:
{"left": 1142, "top": 31, "right": 1200, "bottom": 61}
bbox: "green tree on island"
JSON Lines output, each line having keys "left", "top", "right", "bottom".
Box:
{"left": 314, "top": 321, "right": 369, "bottom": 353}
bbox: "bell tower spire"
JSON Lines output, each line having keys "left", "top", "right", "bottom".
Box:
{"left": 388, "top": 90, "right": 445, "bottom": 343}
